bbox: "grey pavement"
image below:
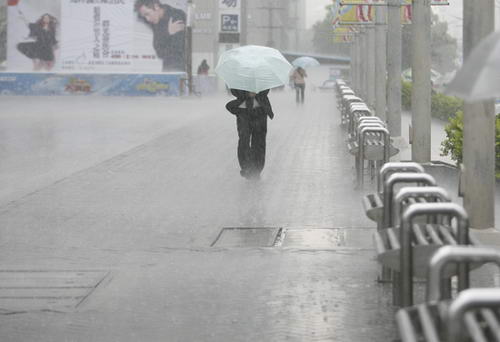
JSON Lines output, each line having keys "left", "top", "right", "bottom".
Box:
{"left": 0, "top": 81, "right": 499, "bottom": 341}
{"left": 0, "top": 88, "right": 400, "bottom": 341}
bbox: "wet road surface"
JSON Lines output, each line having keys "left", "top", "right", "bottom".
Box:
{"left": 0, "top": 87, "right": 423, "bottom": 341}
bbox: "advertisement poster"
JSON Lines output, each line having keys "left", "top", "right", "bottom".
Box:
{"left": 7, "top": 0, "right": 188, "bottom": 74}
{"left": 7, "top": 0, "right": 61, "bottom": 72}
{"left": 339, "top": 0, "right": 448, "bottom": 4}
{"left": 337, "top": 4, "right": 375, "bottom": 24}
{"left": 333, "top": 27, "right": 355, "bottom": 43}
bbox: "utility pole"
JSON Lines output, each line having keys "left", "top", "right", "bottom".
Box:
{"left": 186, "top": 0, "right": 194, "bottom": 95}
{"left": 375, "top": 5, "right": 387, "bottom": 120}
{"left": 411, "top": 0, "right": 431, "bottom": 162}
{"left": 386, "top": 0, "right": 402, "bottom": 139}
{"left": 241, "top": 0, "right": 247, "bottom": 45}
{"left": 462, "top": 0, "right": 495, "bottom": 229}
{"left": 350, "top": 36, "right": 356, "bottom": 90}
{"left": 267, "top": 5, "right": 274, "bottom": 47}
{"left": 367, "top": 26, "right": 376, "bottom": 109}
{"left": 295, "top": 0, "right": 300, "bottom": 50}
{"left": 361, "top": 29, "right": 368, "bottom": 100}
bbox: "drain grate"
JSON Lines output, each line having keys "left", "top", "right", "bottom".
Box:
{"left": 212, "top": 227, "right": 283, "bottom": 247}
{"left": 0, "top": 270, "right": 109, "bottom": 313}
{"left": 212, "top": 227, "right": 374, "bottom": 249}
{"left": 281, "top": 228, "right": 374, "bottom": 249}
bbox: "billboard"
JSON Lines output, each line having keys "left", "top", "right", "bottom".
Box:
{"left": 0, "top": 72, "right": 183, "bottom": 96}
{"left": 339, "top": 0, "right": 448, "bottom": 4}
{"left": 337, "top": 4, "right": 375, "bottom": 24}
{"left": 7, "top": 0, "right": 188, "bottom": 73}
{"left": 333, "top": 26, "right": 355, "bottom": 43}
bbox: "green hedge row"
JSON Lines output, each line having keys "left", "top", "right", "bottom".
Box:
{"left": 440, "top": 112, "right": 500, "bottom": 179}
{"left": 401, "top": 81, "right": 463, "bottom": 121}
{"left": 402, "top": 81, "right": 499, "bottom": 178}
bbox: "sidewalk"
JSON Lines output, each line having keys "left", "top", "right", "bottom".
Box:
{"left": 0, "top": 90, "right": 399, "bottom": 341}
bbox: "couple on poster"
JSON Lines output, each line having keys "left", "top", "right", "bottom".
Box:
{"left": 9, "top": 0, "right": 186, "bottom": 72}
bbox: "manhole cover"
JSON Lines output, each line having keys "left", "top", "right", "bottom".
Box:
{"left": 0, "top": 270, "right": 109, "bottom": 313}
{"left": 281, "top": 228, "right": 374, "bottom": 249}
{"left": 212, "top": 227, "right": 283, "bottom": 247}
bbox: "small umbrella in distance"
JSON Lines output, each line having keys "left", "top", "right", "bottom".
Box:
{"left": 292, "top": 56, "right": 320, "bottom": 69}
{"left": 446, "top": 30, "right": 500, "bottom": 102}
{"left": 215, "top": 45, "right": 293, "bottom": 93}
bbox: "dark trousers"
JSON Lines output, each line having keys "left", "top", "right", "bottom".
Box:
{"left": 236, "top": 109, "right": 267, "bottom": 175}
{"left": 295, "top": 83, "right": 305, "bottom": 103}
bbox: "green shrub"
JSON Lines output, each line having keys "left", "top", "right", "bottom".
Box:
{"left": 431, "top": 92, "right": 463, "bottom": 121}
{"left": 441, "top": 112, "right": 500, "bottom": 179}
{"left": 497, "top": 116, "right": 500, "bottom": 179}
{"left": 440, "top": 111, "right": 463, "bottom": 164}
{"left": 401, "top": 81, "right": 412, "bottom": 110}
{"left": 401, "top": 81, "right": 463, "bottom": 120}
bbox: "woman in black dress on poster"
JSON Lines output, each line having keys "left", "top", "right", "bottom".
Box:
{"left": 17, "top": 13, "right": 58, "bottom": 71}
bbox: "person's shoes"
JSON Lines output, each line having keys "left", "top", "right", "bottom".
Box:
{"left": 240, "top": 169, "right": 260, "bottom": 180}
{"left": 249, "top": 173, "right": 261, "bottom": 180}
{"left": 240, "top": 169, "right": 250, "bottom": 179}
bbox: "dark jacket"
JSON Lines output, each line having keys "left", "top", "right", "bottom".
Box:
{"left": 147, "top": 4, "right": 186, "bottom": 71}
{"left": 225, "top": 89, "right": 274, "bottom": 119}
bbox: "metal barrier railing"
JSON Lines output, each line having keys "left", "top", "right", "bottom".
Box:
{"left": 400, "top": 203, "right": 469, "bottom": 307}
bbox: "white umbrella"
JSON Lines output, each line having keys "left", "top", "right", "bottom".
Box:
{"left": 446, "top": 30, "right": 500, "bottom": 102}
{"left": 215, "top": 45, "right": 293, "bottom": 93}
{"left": 292, "top": 56, "right": 320, "bottom": 69}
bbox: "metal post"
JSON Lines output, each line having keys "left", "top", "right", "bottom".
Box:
{"left": 367, "top": 26, "right": 376, "bottom": 109}
{"left": 462, "top": 0, "right": 495, "bottom": 229}
{"left": 351, "top": 39, "right": 357, "bottom": 89}
{"left": 186, "top": 0, "right": 194, "bottom": 95}
{"left": 362, "top": 29, "right": 369, "bottom": 101}
{"left": 411, "top": 0, "right": 431, "bottom": 162}
{"left": 267, "top": 1, "right": 274, "bottom": 47}
{"left": 386, "top": 0, "right": 402, "bottom": 137}
{"left": 356, "top": 33, "right": 362, "bottom": 94}
{"left": 241, "top": 0, "right": 247, "bottom": 45}
{"left": 350, "top": 40, "right": 355, "bottom": 87}
{"left": 359, "top": 30, "right": 365, "bottom": 98}
{"left": 375, "top": 5, "right": 387, "bottom": 121}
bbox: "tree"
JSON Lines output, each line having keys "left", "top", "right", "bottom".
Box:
{"left": 402, "top": 11, "right": 458, "bottom": 74}
{"left": 311, "top": 5, "right": 350, "bottom": 56}
{"left": 430, "top": 12, "right": 457, "bottom": 73}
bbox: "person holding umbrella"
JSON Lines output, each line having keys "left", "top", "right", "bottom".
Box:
{"left": 225, "top": 89, "right": 274, "bottom": 179}
{"left": 291, "top": 66, "right": 307, "bottom": 104}
{"left": 290, "top": 57, "right": 319, "bottom": 104}
{"left": 215, "top": 45, "right": 292, "bottom": 180}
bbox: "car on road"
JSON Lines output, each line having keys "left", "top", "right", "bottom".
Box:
{"left": 318, "top": 79, "right": 336, "bottom": 91}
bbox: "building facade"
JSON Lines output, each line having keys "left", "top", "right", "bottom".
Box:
{"left": 191, "top": 0, "right": 306, "bottom": 76}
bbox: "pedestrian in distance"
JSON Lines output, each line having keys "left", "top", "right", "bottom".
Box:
{"left": 291, "top": 66, "right": 307, "bottom": 104}
{"left": 225, "top": 89, "right": 274, "bottom": 180}
{"left": 134, "top": 0, "right": 186, "bottom": 71}
{"left": 197, "top": 59, "right": 210, "bottom": 75}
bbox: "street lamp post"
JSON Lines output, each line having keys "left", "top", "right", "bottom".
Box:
{"left": 186, "top": 0, "right": 195, "bottom": 95}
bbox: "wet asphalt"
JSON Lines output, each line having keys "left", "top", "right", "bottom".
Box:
{"left": 0, "top": 81, "right": 466, "bottom": 341}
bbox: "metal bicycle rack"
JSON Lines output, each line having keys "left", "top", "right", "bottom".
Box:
{"left": 382, "top": 173, "right": 437, "bottom": 229}
{"left": 347, "top": 108, "right": 376, "bottom": 136}
{"left": 392, "top": 186, "right": 450, "bottom": 229}
{"left": 400, "top": 203, "right": 470, "bottom": 307}
{"left": 396, "top": 246, "right": 500, "bottom": 342}
{"left": 357, "top": 126, "right": 391, "bottom": 187}
{"left": 362, "top": 162, "right": 425, "bottom": 226}
{"left": 374, "top": 185, "right": 448, "bottom": 296}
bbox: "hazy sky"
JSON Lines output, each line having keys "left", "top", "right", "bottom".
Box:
{"left": 306, "top": 0, "right": 332, "bottom": 28}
